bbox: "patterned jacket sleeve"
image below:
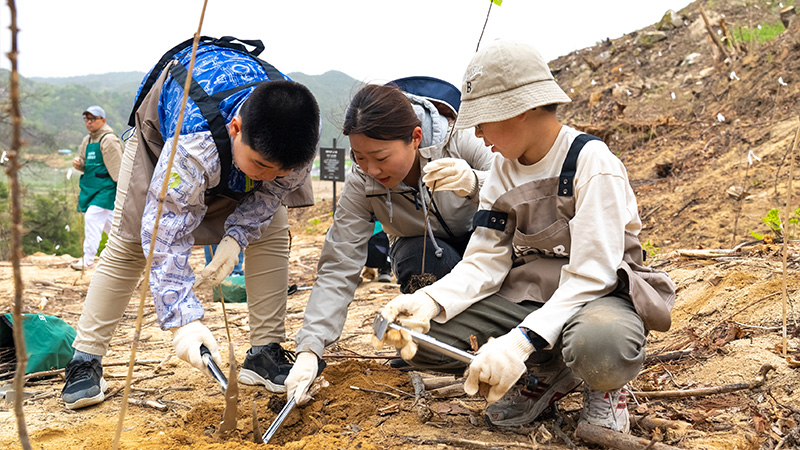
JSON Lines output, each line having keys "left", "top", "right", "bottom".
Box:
{"left": 141, "top": 132, "right": 309, "bottom": 330}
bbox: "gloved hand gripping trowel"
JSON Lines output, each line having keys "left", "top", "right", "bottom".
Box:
{"left": 372, "top": 313, "right": 539, "bottom": 392}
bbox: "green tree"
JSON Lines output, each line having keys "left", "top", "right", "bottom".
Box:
{"left": 20, "top": 190, "right": 82, "bottom": 257}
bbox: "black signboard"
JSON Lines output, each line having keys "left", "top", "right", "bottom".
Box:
{"left": 319, "top": 142, "right": 345, "bottom": 182}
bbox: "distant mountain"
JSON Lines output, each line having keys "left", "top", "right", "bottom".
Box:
{"left": 6, "top": 69, "right": 362, "bottom": 154}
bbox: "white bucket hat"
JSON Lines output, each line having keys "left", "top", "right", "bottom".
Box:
{"left": 455, "top": 39, "right": 571, "bottom": 130}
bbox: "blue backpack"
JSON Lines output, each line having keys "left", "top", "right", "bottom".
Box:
{"left": 386, "top": 76, "right": 461, "bottom": 115}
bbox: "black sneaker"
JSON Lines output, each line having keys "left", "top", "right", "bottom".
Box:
{"left": 238, "top": 343, "right": 295, "bottom": 393}
{"left": 61, "top": 359, "right": 107, "bottom": 410}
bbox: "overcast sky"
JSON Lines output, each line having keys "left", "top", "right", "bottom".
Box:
{"left": 0, "top": 0, "right": 692, "bottom": 88}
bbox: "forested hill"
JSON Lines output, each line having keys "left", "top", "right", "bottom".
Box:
{"left": 3, "top": 69, "right": 362, "bottom": 154}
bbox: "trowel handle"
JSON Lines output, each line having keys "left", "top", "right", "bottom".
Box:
{"left": 389, "top": 323, "right": 475, "bottom": 363}
{"left": 200, "top": 344, "right": 228, "bottom": 392}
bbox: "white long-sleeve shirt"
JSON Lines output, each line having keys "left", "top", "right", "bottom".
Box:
{"left": 421, "top": 125, "right": 642, "bottom": 346}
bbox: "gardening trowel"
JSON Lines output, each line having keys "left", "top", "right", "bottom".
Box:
{"left": 261, "top": 358, "right": 327, "bottom": 444}
{"left": 200, "top": 344, "right": 228, "bottom": 392}
{"left": 372, "top": 313, "right": 539, "bottom": 392}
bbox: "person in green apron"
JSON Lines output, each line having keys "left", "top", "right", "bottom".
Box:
{"left": 71, "top": 106, "right": 123, "bottom": 271}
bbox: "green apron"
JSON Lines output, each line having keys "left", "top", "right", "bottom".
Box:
{"left": 77, "top": 133, "right": 117, "bottom": 212}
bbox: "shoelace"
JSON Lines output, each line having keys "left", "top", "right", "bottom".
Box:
{"left": 268, "top": 346, "right": 296, "bottom": 365}
{"left": 65, "top": 361, "right": 98, "bottom": 384}
{"left": 583, "top": 389, "right": 616, "bottom": 422}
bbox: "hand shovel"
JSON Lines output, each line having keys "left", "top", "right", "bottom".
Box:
{"left": 372, "top": 313, "right": 538, "bottom": 392}
{"left": 200, "top": 344, "right": 228, "bottom": 392}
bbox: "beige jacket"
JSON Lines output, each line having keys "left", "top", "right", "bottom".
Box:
{"left": 76, "top": 123, "right": 123, "bottom": 182}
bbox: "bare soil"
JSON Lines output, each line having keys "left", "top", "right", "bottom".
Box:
{"left": 3, "top": 1, "right": 800, "bottom": 448}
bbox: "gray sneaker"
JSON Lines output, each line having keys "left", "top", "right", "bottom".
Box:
{"left": 484, "top": 357, "right": 582, "bottom": 426}
{"left": 61, "top": 359, "right": 108, "bottom": 410}
{"left": 579, "top": 386, "right": 630, "bottom": 433}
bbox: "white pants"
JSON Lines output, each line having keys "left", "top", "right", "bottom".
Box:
{"left": 83, "top": 205, "right": 113, "bottom": 265}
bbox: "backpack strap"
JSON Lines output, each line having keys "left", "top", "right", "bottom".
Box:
{"left": 168, "top": 62, "right": 256, "bottom": 197}
{"left": 557, "top": 134, "right": 602, "bottom": 197}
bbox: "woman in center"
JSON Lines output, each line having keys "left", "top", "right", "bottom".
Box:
{"left": 285, "top": 82, "right": 496, "bottom": 403}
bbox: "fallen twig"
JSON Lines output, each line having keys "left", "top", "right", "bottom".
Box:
{"left": 409, "top": 372, "right": 433, "bottom": 423}
{"left": 644, "top": 349, "right": 693, "bottom": 365}
{"left": 631, "top": 415, "right": 692, "bottom": 431}
{"left": 575, "top": 422, "right": 683, "bottom": 450}
{"left": 421, "top": 375, "right": 462, "bottom": 390}
{"left": 631, "top": 364, "right": 774, "bottom": 399}
{"left": 350, "top": 385, "right": 400, "bottom": 398}
{"left": 429, "top": 382, "right": 467, "bottom": 398}
{"left": 127, "top": 398, "right": 168, "bottom": 412}
{"left": 401, "top": 435, "right": 538, "bottom": 449}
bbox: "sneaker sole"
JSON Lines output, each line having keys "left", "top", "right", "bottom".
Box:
{"left": 238, "top": 369, "right": 286, "bottom": 393}
{"left": 64, "top": 378, "right": 107, "bottom": 410}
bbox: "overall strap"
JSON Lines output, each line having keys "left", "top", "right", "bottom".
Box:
{"left": 92, "top": 132, "right": 114, "bottom": 145}
{"left": 557, "top": 133, "right": 602, "bottom": 197}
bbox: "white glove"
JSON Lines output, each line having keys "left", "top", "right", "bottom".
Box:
{"left": 372, "top": 292, "right": 440, "bottom": 360}
{"left": 464, "top": 328, "right": 535, "bottom": 403}
{"left": 194, "top": 235, "right": 241, "bottom": 290}
{"left": 170, "top": 320, "right": 220, "bottom": 377}
{"left": 284, "top": 351, "right": 319, "bottom": 406}
{"left": 422, "top": 158, "right": 478, "bottom": 197}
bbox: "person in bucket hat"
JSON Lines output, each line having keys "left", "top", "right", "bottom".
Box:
{"left": 374, "top": 39, "right": 675, "bottom": 433}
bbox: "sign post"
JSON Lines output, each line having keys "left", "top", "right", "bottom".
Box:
{"left": 319, "top": 139, "right": 346, "bottom": 215}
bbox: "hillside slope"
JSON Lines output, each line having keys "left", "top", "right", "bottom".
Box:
{"left": 554, "top": 0, "right": 800, "bottom": 252}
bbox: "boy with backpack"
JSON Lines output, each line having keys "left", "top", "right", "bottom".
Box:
{"left": 61, "top": 37, "right": 320, "bottom": 410}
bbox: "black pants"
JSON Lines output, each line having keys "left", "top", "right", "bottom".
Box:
{"left": 365, "top": 231, "right": 391, "bottom": 271}
{"left": 389, "top": 233, "right": 471, "bottom": 294}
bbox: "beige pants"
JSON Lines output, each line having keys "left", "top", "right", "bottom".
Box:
{"left": 73, "top": 134, "right": 290, "bottom": 356}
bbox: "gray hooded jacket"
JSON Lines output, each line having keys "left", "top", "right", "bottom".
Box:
{"left": 295, "top": 94, "right": 496, "bottom": 357}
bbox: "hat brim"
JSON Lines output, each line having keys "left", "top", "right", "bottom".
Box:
{"left": 455, "top": 79, "right": 571, "bottom": 129}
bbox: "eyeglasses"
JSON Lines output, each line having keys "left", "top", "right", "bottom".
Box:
{"left": 83, "top": 117, "right": 102, "bottom": 123}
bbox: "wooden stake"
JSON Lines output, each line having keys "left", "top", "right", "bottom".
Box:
{"left": 112, "top": 3, "right": 209, "bottom": 449}
{"left": 5, "top": 0, "right": 32, "bottom": 447}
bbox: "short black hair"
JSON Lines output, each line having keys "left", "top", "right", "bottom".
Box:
{"left": 239, "top": 80, "right": 320, "bottom": 170}
{"left": 540, "top": 103, "right": 558, "bottom": 113}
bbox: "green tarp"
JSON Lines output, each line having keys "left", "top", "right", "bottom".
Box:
{"left": 0, "top": 313, "right": 76, "bottom": 376}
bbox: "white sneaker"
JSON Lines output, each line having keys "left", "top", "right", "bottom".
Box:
{"left": 579, "top": 386, "right": 630, "bottom": 433}
{"left": 484, "top": 357, "right": 582, "bottom": 426}
{"left": 70, "top": 259, "right": 94, "bottom": 271}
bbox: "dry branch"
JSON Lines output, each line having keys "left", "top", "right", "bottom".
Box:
{"left": 699, "top": 4, "right": 730, "bottom": 61}
{"left": 6, "top": 1, "right": 31, "bottom": 447}
{"left": 631, "top": 415, "right": 692, "bottom": 431}
{"left": 632, "top": 364, "right": 774, "bottom": 399}
{"left": 402, "top": 435, "right": 538, "bottom": 449}
{"left": 575, "top": 422, "right": 683, "bottom": 450}
{"left": 409, "top": 372, "right": 433, "bottom": 423}
{"left": 350, "top": 385, "right": 401, "bottom": 398}
{"left": 112, "top": 4, "right": 209, "bottom": 449}
{"left": 429, "top": 382, "right": 467, "bottom": 398}
{"left": 127, "top": 398, "right": 168, "bottom": 412}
